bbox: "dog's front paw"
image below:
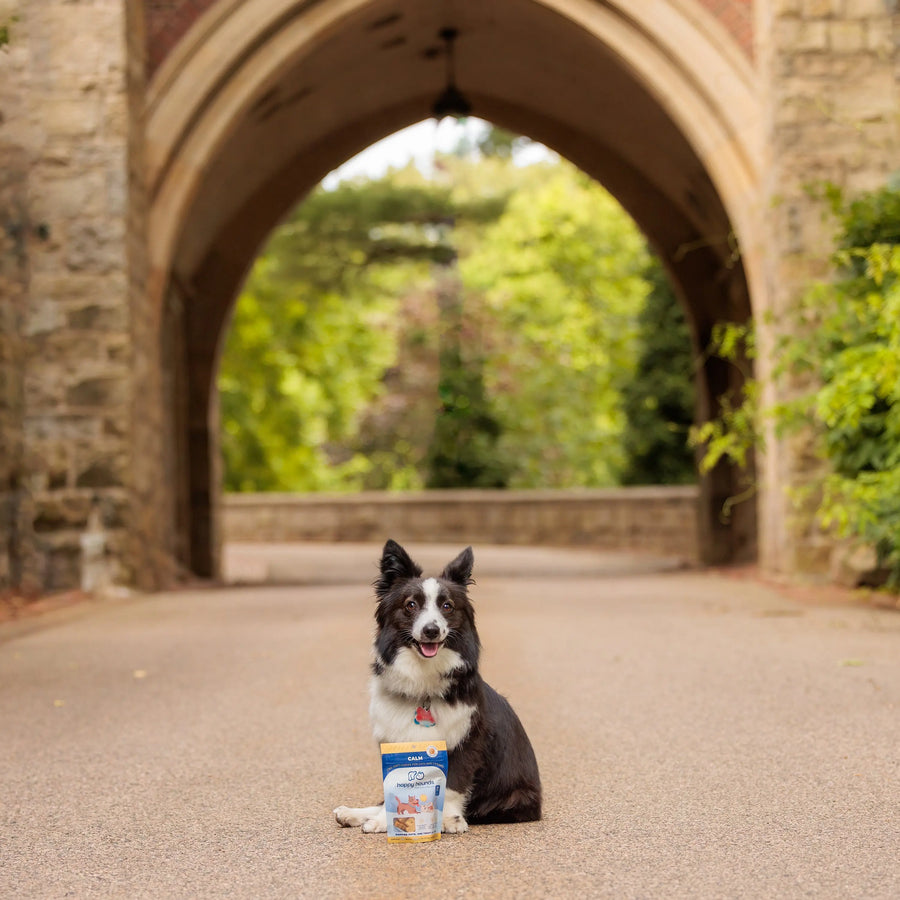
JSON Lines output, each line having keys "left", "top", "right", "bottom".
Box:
{"left": 442, "top": 814, "right": 469, "bottom": 834}
{"left": 334, "top": 804, "right": 386, "bottom": 832}
{"left": 334, "top": 805, "right": 363, "bottom": 828}
{"left": 361, "top": 813, "right": 388, "bottom": 833}
{"left": 442, "top": 789, "right": 469, "bottom": 834}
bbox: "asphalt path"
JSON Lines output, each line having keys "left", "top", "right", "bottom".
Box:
{"left": 1, "top": 543, "right": 898, "bottom": 899}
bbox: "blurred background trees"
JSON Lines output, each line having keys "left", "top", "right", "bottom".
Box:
{"left": 218, "top": 124, "right": 697, "bottom": 493}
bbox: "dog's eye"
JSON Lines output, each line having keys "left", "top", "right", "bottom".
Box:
{"left": 441, "top": 601, "right": 453, "bottom": 612}
{"left": 405, "top": 599, "right": 418, "bottom": 611}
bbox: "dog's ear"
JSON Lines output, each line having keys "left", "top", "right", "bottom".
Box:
{"left": 442, "top": 546, "right": 474, "bottom": 587}
{"left": 375, "top": 539, "right": 423, "bottom": 598}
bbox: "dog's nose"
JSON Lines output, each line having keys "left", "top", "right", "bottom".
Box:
{"left": 421, "top": 622, "right": 441, "bottom": 640}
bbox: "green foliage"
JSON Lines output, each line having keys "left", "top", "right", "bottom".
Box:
{"left": 693, "top": 182, "right": 900, "bottom": 586}
{"left": 783, "top": 185, "right": 900, "bottom": 583}
{"left": 426, "top": 345, "right": 510, "bottom": 488}
{"left": 220, "top": 145, "right": 686, "bottom": 497}
{"left": 689, "top": 321, "right": 758, "bottom": 474}
{"left": 620, "top": 259, "right": 696, "bottom": 485}
{"left": 219, "top": 178, "right": 454, "bottom": 492}
{"left": 0, "top": 17, "right": 14, "bottom": 49}
{"left": 425, "top": 271, "right": 510, "bottom": 488}
{"left": 219, "top": 267, "right": 398, "bottom": 492}
{"left": 473, "top": 125, "right": 533, "bottom": 160}
{"left": 462, "top": 162, "right": 652, "bottom": 487}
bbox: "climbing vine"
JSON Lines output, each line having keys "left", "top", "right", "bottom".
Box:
{"left": 692, "top": 182, "right": 900, "bottom": 587}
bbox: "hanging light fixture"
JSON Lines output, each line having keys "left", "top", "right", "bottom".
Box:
{"left": 431, "top": 27, "right": 471, "bottom": 119}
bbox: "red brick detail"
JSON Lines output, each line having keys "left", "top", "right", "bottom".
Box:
{"left": 145, "top": 0, "right": 754, "bottom": 78}
{"left": 146, "top": 0, "right": 220, "bottom": 75}
{"left": 696, "top": 0, "right": 754, "bottom": 59}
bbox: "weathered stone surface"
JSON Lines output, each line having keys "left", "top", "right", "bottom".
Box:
{"left": 756, "top": 0, "right": 900, "bottom": 575}
{"left": 223, "top": 488, "right": 703, "bottom": 562}
{"left": 66, "top": 377, "right": 127, "bottom": 409}
{"left": 32, "top": 495, "right": 92, "bottom": 533}
{"left": 0, "top": 0, "right": 144, "bottom": 595}
{"left": 67, "top": 303, "right": 127, "bottom": 331}
{"left": 75, "top": 459, "right": 125, "bottom": 489}
{"left": 0, "top": 0, "right": 898, "bottom": 594}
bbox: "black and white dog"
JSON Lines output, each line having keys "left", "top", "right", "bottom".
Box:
{"left": 334, "top": 540, "right": 541, "bottom": 833}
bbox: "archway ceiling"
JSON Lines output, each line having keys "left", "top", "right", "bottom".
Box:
{"left": 172, "top": 0, "right": 739, "bottom": 322}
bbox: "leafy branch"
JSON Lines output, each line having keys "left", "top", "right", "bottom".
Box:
{"left": 691, "top": 182, "right": 900, "bottom": 587}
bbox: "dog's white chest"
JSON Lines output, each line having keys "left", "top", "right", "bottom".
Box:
{"left": 369, "top": 648, "right": 475, "bottom": 750}
{"left": 370, "top": 686, "right": 475, "bottom": 749}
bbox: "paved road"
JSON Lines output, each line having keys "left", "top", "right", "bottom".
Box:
{"left": 1, "top": 543, "right": 898, "bottom": 899}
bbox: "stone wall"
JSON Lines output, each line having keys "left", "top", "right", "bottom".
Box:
{"left": 124, "top": 0, "right": 174, "bottom": 591}
{"left": 1, "top": 6, "right": 34, "bottom": 594}
{"left": 1, "top": 0, "right": 897, "bottom": 594}
{"left": 756, "top": 0, "right": 900, "bottom": 574}
{"left": 0, "top": 0, "right": 140, "bottom": 591}
{"left": 222, "top": 487, "right": 702, "bottom": 562}
{"left": 0, "top": 140, "right": 29, "bottom": 593}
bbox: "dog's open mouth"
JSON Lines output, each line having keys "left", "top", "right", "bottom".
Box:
{"left": 417, "top": 642, "right": 442, "bottom": 658}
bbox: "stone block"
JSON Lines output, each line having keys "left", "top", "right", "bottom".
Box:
{"left": 830, "top": 541, "right": 888, "bottom": 587}
{"left": 801, "top": 0, "right": 837, "bottom": 17}
{"left": 833, "top": 67, "right": 898, "bottom": 120}
{"left": 25, "top": 298, "right": 65, "bottom": 336}
{"left": 32, "top": 493, "right": 92, "bottom": 533}
{"left": 865, "top": 19, "right": 895, "bottom": 54}
{"left": 844, "top": 0, "right": 891, "bottom": 16}
{"left": 32, "top": 167, "right": 107, "bottom": 220}
{"left": 65, "top": 220, "right": 126, "bottom": 273}
{"left": 795, "top": 20, "right": 830, "bottom": 50}
{"left": 29, "top": 271, "right": 120, "bottom": 303}
{"left": 773, "top": 0, "right": 803, "bottom": 14}
{"left": 41, "top": 97, "right": 102, "bottom": 138}
{"left": 76, "top": 457, "right": 126, "bottom": 489}
{"left": 66, "top": 376, "right": 127, "bottom": 409}
{"left": 67, "top": 303, "right": 127, "bottom": 332}
{"left": 829, "top": 20, "right": 866, "bottom": 52}
{"left": 40, "top": 541, "right": 82, "bottom": 592}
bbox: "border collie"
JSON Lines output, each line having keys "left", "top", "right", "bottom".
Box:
{"left": 334, "top": 540, "right": 542, "bottom": 833}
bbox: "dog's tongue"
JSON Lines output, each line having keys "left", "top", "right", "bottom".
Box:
{"left": 419, "top": 642, "right": 440, "bottom": 658}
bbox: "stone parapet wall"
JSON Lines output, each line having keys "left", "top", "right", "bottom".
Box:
{"left": 223, "top": 487, "right": 701, "bottom": 561}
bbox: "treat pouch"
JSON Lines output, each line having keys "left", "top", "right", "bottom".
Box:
{"left": 380, "top": 741, "right": 449, "bottom": 843}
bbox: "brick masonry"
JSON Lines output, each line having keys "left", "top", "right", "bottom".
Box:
{"left": 222, "top": 487, "right": 702, "bottom": 562}
{"left": 144, "top": 0, "right": 756, "bottom": 76}
{"left": 698, "top": 0, "right": 754, "bottom": 57}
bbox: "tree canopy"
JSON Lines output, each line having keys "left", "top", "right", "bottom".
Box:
{"left": 218, "top": 132, "right": 696, "bottom": 494}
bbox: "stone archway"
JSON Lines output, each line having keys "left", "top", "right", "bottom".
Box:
{"left": 143, "top": 0, "right": 764, "bottom": 578}
{"left": 5, "top": 0, "right": 897, "bottom": 593}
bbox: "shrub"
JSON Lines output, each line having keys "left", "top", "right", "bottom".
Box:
{"left": 692, "top": 183, "right": 900, "bottom": 587}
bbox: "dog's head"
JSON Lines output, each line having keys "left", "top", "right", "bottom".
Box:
{"left": 373, "top": 539, "right": 478, "bottom": 662}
